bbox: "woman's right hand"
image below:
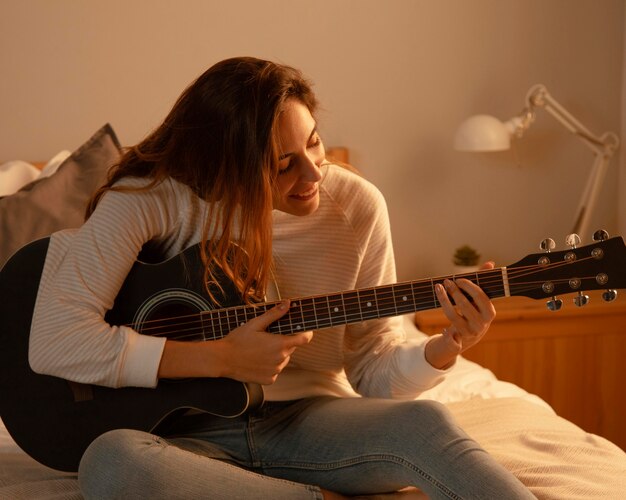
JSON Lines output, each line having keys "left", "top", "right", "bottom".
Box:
{"left": 218, "top": 300, "right": 313, "bottom": 385}
{"left": 158, "top": 300, "right": 313, "bottom": 385}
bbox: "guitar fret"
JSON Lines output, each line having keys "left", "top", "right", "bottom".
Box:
{"left": 216, "top": 310, "right": 224, "bottom": 337}
{"left": 227, "top": 308, "right": 233, "bottom": 331}
{"left": 424, "top": 278, "right": 441, "bottom": 309}
{"left": 372, "top": 288, "right": 380, "bottom": 319}
{"left": 225, "top": 309, "right": 232, "bottom": 335}
{"left": 298, "top": 300, "right": 306, "bottom": 330}
{"left": 314, "top": 296, "right": 332, "bottom": 329}
{"left": 237, "top": 308, "right": 243, "bottom": 328}
{"left": 234, "top": 307, "right": 243, "bottom": 329}
{"left": 355, "top": 289, "right": 363, "bottom": 321}
{"left": 307, "top": 297, "right": 319, "bottom": 330}
{"left": 391, "top": 284, "right": 399, "bottom": 315}
{"left": 209, "top": 310, "right": 218, "bottom": 340}
{"left": 325, "top": 295, "right": 333, "bottom": 326}
{"left": 285, "top": 302, "right": 294, "bottom": 332}
{"left": 341, "top": 291, "right": 359, "bottom": 323}
{"left": 200, "top": 312, "right": 209, "bottom": 341}
{"left": 340, "top": 293, "right": 347, "bottom": 323}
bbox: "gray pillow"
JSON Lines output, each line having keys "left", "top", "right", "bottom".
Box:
{"left": 0, "top": 124, "right": 121, "bottom": 270}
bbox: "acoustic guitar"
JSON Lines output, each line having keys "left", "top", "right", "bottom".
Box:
{"left": 0, "top": 232, "right": 624, "bottom": 472}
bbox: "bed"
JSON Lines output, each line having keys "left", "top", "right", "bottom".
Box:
{"left": 1, "top": 124, "right": 625, "bottom": 499}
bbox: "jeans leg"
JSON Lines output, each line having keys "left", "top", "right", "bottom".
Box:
{"left": 78, "top": 428, "right": 323, "bottom": 500}
{"left": 78, "top": 398, "right": 536, "bottom": 500}
{"left": 248, "top": 397, "right": 536, "bottom": 500}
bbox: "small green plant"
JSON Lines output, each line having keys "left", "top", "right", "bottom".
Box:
{"left": 453, "top": 245, "right": 480, "bottom": 267}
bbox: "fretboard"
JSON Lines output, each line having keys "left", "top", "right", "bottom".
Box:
{"left": 197, "top": 268, "right": 509, "bottom": 341}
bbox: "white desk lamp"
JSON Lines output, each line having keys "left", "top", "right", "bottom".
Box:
{"left": 454, "top": 84, "right": 620, "bottom": 240}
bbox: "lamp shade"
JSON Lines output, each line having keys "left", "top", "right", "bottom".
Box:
{"left": 453, "top": 114, "right": 511, "bottom": 151}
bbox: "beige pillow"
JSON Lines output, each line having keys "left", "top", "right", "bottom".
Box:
{"left": 0, "top": 124, "right": 121, "bottom": 270}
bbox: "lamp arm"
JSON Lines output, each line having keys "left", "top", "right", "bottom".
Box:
{"left": 519, "top": 85, "right": 620, "bottom": 237}
{"left": 572, "top": 153, "right": 612, "bottom": 237}
{"left": 525, "top": 84, "right": 619, "bottom": 155}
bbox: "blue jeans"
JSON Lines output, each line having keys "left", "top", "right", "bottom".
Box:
{"left": 79, "top": 397, "right": 535, "bottom": 499}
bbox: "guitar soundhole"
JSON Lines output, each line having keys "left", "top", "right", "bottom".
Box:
{"left": 134, "top": 290, "right": 211, "bottom": 341}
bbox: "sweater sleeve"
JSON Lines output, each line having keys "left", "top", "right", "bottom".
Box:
{"left": 341, "top": 181, "right": 453, "bottom": 399}
{"left": 28, "top": 179, "right": 182, "bottom": 388}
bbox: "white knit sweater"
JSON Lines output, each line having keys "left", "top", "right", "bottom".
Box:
{"left": 29, "top": 164, "right": 450, "bottom": 400}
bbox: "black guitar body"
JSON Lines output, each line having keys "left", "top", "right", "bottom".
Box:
{"left": 0, "top": 238, "right": 262, "bottom": 472}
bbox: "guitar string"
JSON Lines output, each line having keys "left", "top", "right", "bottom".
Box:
{"left": 122, "top": 257, "right": 600, "bottom": 340}
{"left": 140, "top": 278, "right": 594, "bottom": 341}
{"left": 132, "top": 268, "right": 593, "bottom": 340}
{"left": 136, "top": 257, "right": 584, "bottom": 333}
{"left": 129, "top": 270, "right": 510, "bottom": 334}
{"left": 129, "top": 260, "right": 594, "bottom": 338}
{"left": 135, "top": 276, "right": 598, "bottom": 342}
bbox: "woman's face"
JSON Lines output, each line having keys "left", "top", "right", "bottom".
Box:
{"left": 274, "top": 99, "right": 325, "bottom": 216}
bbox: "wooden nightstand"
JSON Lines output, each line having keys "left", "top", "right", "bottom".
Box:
{"left": 415, "top": 290, "right": 626, "bottom": 451}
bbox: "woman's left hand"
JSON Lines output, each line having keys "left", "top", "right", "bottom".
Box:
{"left": 425, "top": 262, "right": 496, "bottom": 369}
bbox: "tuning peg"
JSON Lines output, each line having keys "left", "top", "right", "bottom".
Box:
{"left": 573, "top": 291, "right": 589, "bottom": 307}
{"left": 546, "top": 297, "right": 563, "bottom": 311}
{"left": 565, "top": 233, "right": 581, "bottom": 248}
{"left": 602, "top": 289, "right": 618, "bottom": 302}
{"left": 593, "top": 229, "right": 610, "bottom": 242}
{"left": 540, "top": 238, "right": 556, "bottom": 252}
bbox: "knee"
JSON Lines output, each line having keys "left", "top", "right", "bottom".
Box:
{"left": 78, "top": 429, "right": 161, "bottom": 499}
{"left": 393, "top": 399, "right": 453, "bottom": 425}
{"left": 387, "top": 400, "right": 465, "bottom": 446}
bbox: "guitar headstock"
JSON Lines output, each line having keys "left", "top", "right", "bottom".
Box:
{"left": 507, "top": 231, "right": 626, "bottom": 309}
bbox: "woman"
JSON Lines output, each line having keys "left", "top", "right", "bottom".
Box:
{"left": 29, "top": 57, "right": 534, "bottom": 499}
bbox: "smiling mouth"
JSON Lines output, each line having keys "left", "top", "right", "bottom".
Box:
{"left": 290, "top": 186, "right": 318, "bottom": 201}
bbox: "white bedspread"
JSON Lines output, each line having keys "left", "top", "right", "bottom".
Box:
{"left": 448, "top": 397, "right": 626, "bottom": 499}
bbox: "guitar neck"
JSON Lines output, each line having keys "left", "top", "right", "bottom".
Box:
{"left": 199, "top": 268, "right": 509, "bottom": 339}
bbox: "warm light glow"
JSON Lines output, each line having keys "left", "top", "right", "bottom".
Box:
{"left": 453, "top": 115, "right": 511, "bottom": 151}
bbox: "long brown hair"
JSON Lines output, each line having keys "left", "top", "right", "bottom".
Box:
{"left": 87, "top": 57, "right": 319, "bottom": 303}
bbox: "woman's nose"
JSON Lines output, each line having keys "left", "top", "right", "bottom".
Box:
{"left": 301, "top": 152, "right": 324, "bottom": 182}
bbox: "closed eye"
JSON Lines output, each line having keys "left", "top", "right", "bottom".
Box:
{"left": 279, "top": 162, "right": 295, "bottom": 175}
{"left": 278, "top": 134, "right": 323, "bottom": 175}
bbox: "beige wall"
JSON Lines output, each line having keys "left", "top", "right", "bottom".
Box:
{"left": 1, "top": 0, "right": 623, "bottom": 279}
